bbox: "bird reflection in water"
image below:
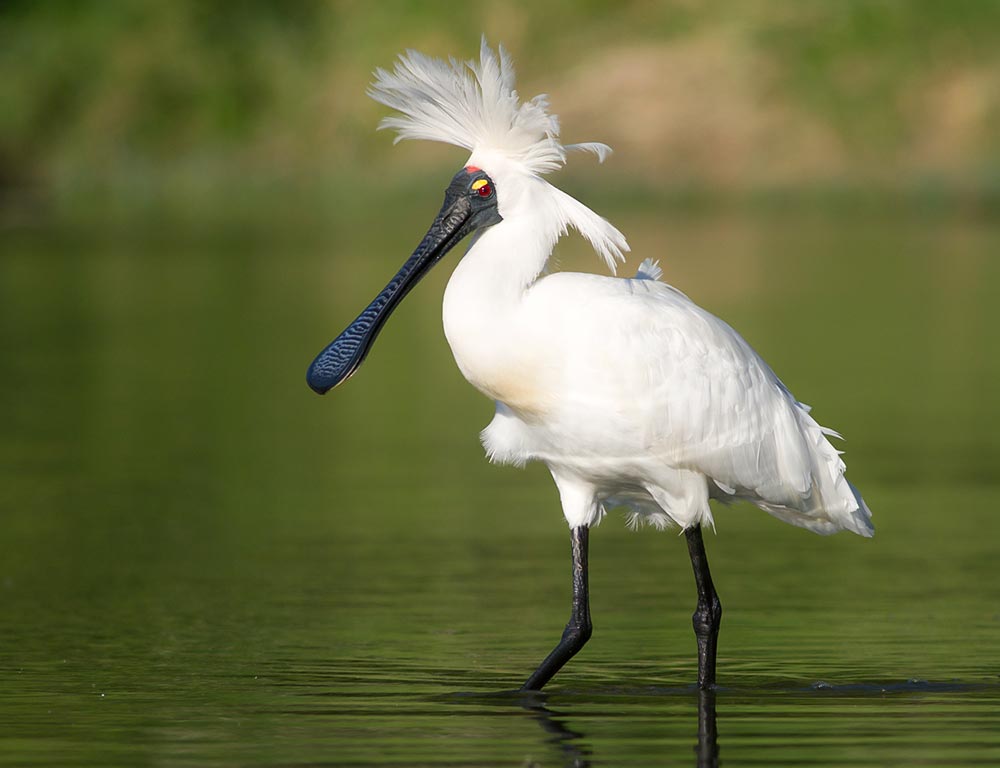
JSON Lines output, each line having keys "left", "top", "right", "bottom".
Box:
{"left": 694, "top": 689, "right": 720, "bottom": 768}
{"left": 521, "top": 700, "right": 593, "bottom": 767}
{"left": 520, "top": 689, "right": 719, "bottom": 768}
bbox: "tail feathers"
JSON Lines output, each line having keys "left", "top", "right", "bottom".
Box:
{"left": 845, "top": 480, "right": 875, "bottom": 537}
{"left": 743, "top": 401, "right": 873, "bottom": 537}
{"left": 795, "top": 407, "right": 874, "bottom": 537}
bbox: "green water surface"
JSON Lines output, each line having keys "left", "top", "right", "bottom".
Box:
{"left": 1, "top": 198, "right": 998, "bottom": 766}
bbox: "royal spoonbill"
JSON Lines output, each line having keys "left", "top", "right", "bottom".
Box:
{"left": 306, "top": 40, "right": 874, "bottom": 691}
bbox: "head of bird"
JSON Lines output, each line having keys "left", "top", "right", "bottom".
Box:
{"left": 305, "top": 164, "right": 503, "bottom": 394}
{"left": 305, "top": 39, "right": 628, "bottom": 396}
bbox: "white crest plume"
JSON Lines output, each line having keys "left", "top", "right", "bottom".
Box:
{"left": 368, "top": 38, "right": 629, "bottom": 272}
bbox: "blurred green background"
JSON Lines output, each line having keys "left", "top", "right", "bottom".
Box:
{"left": 3, "top": 0, "right": 1000, "bottom": 220}
{"left": 2, "top": 3, "right": 999, "bottom": 766}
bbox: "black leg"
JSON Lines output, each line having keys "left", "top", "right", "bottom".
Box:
{"left": 685, "top": 524, "right": 722, "bottom": 689}
{"left": 520, "top": 525, "right": 592, "bottom": 691}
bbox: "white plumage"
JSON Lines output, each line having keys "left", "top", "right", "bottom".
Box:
{"left": 370, "top": 39, "right": 873, "bottom": 539}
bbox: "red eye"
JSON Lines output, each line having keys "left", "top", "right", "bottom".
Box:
{"left": 476, "top": 182, "right": 492, "bottom": 198}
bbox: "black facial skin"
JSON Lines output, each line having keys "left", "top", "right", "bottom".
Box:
{"left": 306, "top": 167, "right": 502, "bottom": 395}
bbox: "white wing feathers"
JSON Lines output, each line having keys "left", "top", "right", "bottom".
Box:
{"left": 646, "top": 300, "right": 872, "bottom": 537}
{"left": 524, "top": 272, "right": 872, "bottom": 537}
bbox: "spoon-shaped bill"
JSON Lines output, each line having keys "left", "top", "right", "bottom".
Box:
{"left": 306, "top": 195, "right": 473, "bottom": 394}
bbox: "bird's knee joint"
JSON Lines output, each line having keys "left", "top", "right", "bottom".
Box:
{"left": 562, "top": 618, "right": 593, "bottom": 648}
{"left": 692, "top": 596, "right": 722, "bottom": 637}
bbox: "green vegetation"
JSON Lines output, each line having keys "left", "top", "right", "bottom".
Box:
{"left": 2, "top": 1, "right": 999, "bottom": 220}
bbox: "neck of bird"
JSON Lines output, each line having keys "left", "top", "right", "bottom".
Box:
{"left": 441, "top": 214, "right": 553, "bottom": 396}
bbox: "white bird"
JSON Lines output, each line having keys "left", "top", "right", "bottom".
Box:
{"left": 307, "top": 39, "right": 873, "bottom": 691}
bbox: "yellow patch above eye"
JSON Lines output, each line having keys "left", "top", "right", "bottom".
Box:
{"left": 471, "top": 179, "right": 489, "bottom": 191}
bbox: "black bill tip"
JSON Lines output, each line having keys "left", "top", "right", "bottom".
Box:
{"left": 306, "top": 327, "right": 367, "bottom": 394}
{"left": 306, "top": 362, "right": 340, "bottom": 395}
